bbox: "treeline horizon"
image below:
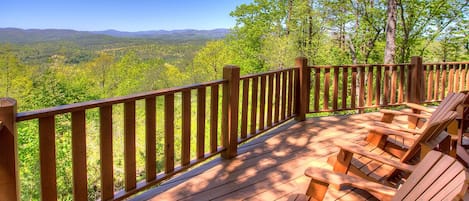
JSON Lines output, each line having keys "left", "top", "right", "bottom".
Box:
{"left": 0, "top": 0, "right": 467, "bottom": 200}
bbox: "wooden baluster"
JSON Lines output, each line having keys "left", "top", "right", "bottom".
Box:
{"left": 367, "top": 66, "right": 374, "bottom": 106}
{"left": 448, "top": 64, "right": 455, "bottom": 93}
{"left": 426, "top": 65, "right": 434, "bottom": 101}
{"left": 181, "top": 90, "right": 191, "bottom": 166}
{"left": 267, "top": 74, "right": 274, "bottom": 127}
{"left": 324, "top": 68, "right": 330, "bottom": 110}
{"left": 164, "top": 94, "right": 175, "bottom": 173}
{"left": 441, "top": 64, "right": 447, "bottom": 99}
{"left": 281, "top": 71, "right": 287, "bottom": 120}
{"left": 333, "top": 67, "right": 339, "bottom": 110}
{"left": 145, "top": 97, "right": 156, "bottom": 181}
{"left": 342, "top": 67, "right": 348, "bottom": 109}
{"left": 124, "top": 101, "right": 136, "bottom": 191}
{"left": 39, "top": 116, "right": 57, "bottom": 201}
{"left": 274, "top": 73, "right": 281, "bottom": 123}
{"left": 240, "top": 79, "right": 249, "bottom": 139}
{"left": 398, "top": 65, "right": 405, "bottom": 103}
{"left": 314, "top": 68, "right": 321, "bottom": 112}
{"left": 383, "top": 66, "right": 390, "bottom": 105}
{"left": 459, "top": 64, "right": 468, "bottom": 91}
{"left": 259, "top": 76, "right": 266, "bottom": 130}
{"left": 210, "top": 85, "right": 219, "bottom": 153}
{"left": 359, "top": 67, "right": 365, "bottom": 110}
{"left": 351, "top": 67, "right": 357, "bottom": 109}
{"left": 390, "top": 66, "right": 397, "bottom": 104}
{"left": 251, "top": 77, "right": 258, "bottom": 134}
{"left": 466, "top": 64, "right": 469, "bottom": 90}
{"left": 197, "top": 88, "right": 206, "bottom": 159}
{"left": 375, "top": 65, "right": 381, "bottom": 106}
{"left": 434, "top": 64, "right": 441, "bottom": 100}
{"left": 287, "top": 70, "right": 293, "bottom": 117}
{"left": 455, "top": 64, "right": 460, "bottom": 92}
{"left": 100, "top": 106, "right": 113, "bottom": 200}
{"left": 71, "top": 110, "right": 87, "bottom": 201}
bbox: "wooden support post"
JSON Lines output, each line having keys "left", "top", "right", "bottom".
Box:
{"left": 295, "top": 57, "right": 309, "bottom": 121}
{"left": 407, "top": 56, "right": 424, "bottom": 104}
{"left": 221, "top": 66, "right": 240, "bottom": 159}
{"left": 0, "top": 98, "right": 19, "bottom": 201}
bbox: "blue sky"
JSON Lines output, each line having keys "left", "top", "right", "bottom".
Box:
{"left": 0, "top": 0, "right": 252, "bottom": 31}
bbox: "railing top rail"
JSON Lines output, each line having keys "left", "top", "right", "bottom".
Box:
{"left": 423, "top": 61, "right": 469, "bottom": 65}
{"left": 240, "top": 67, "right": 296, "bottom": 80}
{"left": 308, "top": 63, "right": 410, "bottom": 68}
{"left": 16, "top": 79, "right": 227, "bottom": 122}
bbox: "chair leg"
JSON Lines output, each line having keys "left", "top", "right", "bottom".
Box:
{"left": 333, "top": 149, "right": 353, "bottom": 174}
{"left": 407, "top": 109, "right": 421, "bottom": 129}
{"left": 381, "top": 113, "right": 395, "bottom": 123}
{"left": 305, "top": 179, "right": 329, "bottom": 201}
{"left": 366, "top": 131, "right": 387, "bottom": 148}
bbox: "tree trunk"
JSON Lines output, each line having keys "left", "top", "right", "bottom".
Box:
{"left": 286, "top": 0, "right": 293, "bottom": 35}
{"left": 384, "top": 0, "right": 397, "bottom": 64}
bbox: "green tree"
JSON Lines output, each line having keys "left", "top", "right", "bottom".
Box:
{"left": 193, "top": 40, "right": 233, "bottom": 81}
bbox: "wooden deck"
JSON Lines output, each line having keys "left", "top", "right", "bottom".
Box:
{"left": 132, "top": 112, "right": 407, "bottom": 201}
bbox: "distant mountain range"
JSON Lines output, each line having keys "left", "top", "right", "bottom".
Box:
{"left": 91, "top": 29, "right": 230, "bottom": 38}
{"left": 0, "top": 28, "right": 230, "bottom": 43}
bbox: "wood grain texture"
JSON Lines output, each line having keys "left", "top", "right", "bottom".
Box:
{"left": 145, "top": 97, "right": 157, "bottom": 181}
{"left": 197, "top": 88, "right": 206, "bottom": 159}
{"left": 124, "top": 101, "right": 136, "bottom": 191}
{"left": 210, "top": 85, "right": 219, "bottom": 153}
{"left": 251, "top": 77, "right": 258, "bottom": 134}
{"left": 181, "top": 90, "right": 191, "bottom": 166}
{"left": 164, "top": 94, "right": 175, "bottom": 173}
{"left": 267, "top": 74, "right": 274, "bottom": 127}
{"left": 39, "top": 116, "right": 57, "bottom": 201}
{"left": 342, "top": 67, "right": 348, "bottom": 109}
{"left": 367, "top": 66, "right": 373, "bottom": 106}
{"left": 259, "top": 76, "right": 266, "bottom": 130}
{"left": 100, "top": 106, "right": 114, "bottom": 200}
{"left": 324, "top": 68, "right": 330, "bottom": 110}
{"left": 71, "top": 110, "right": 87, "bottom": 201}
{"left": 240, "top": 79, "right": 249, "bottom": 139}
{"left": 333, "top": 67, "right": 339, "bottom": 110}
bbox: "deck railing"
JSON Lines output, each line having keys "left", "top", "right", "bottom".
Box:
{"left": 0, "top": 57, "right": 468, "bottom": 200}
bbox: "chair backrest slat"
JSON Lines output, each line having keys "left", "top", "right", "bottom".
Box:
{"left": 400, "top": 111, "right": 457, "bottom": 162}
{"left": 427, "top": 93, "right": 467, "bottom": 124}
{"left": 392, "top": 151, "right": 468, "bottom": 201}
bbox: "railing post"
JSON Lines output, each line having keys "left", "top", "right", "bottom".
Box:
{"left": 0, "top": 98, "right": 19, "bottom": 201}
{"left": 407, "top": 56, "right": 424, "bottom": 104}
{"left": 295, "top": 57, "right": 309, "bottom": 121}
{"left": 221, "top": 65, "right": 240, "bottom": 159}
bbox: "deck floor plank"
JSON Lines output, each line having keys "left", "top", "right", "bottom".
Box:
{"left": 133, "top": 113, "right": 408, "bottom": 201}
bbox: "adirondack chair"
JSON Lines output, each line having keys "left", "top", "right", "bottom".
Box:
{"left": 329, "top": 111, "right": 458, "bottom": 183}
{"left": 376, "top": 92, "right": 467, "bottom": 133}
{"left": 288, "top": 151, "right": 469, "bottom": 201}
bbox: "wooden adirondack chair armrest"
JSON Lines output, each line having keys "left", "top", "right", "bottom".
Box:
{"left": 368, "top": 127, "right": 419, "bottom": 141}
{"left": 371, "top": 122, "right": 423, "bottom": 135}
{"left": 379, "top": 109, "right": 430, "bottom": 119}
{"left": 405, "top": 103, "right": 435, "bottom": 113}
{"left": 304, "top": 167, "right": 397, "bottom": 200}
{"left": 334, "top": 140, "right": 416, "bottom": 173}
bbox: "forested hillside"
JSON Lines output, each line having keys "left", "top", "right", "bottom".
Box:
{"left": 1, "top": 0, "right": 468, "bottom": 200}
